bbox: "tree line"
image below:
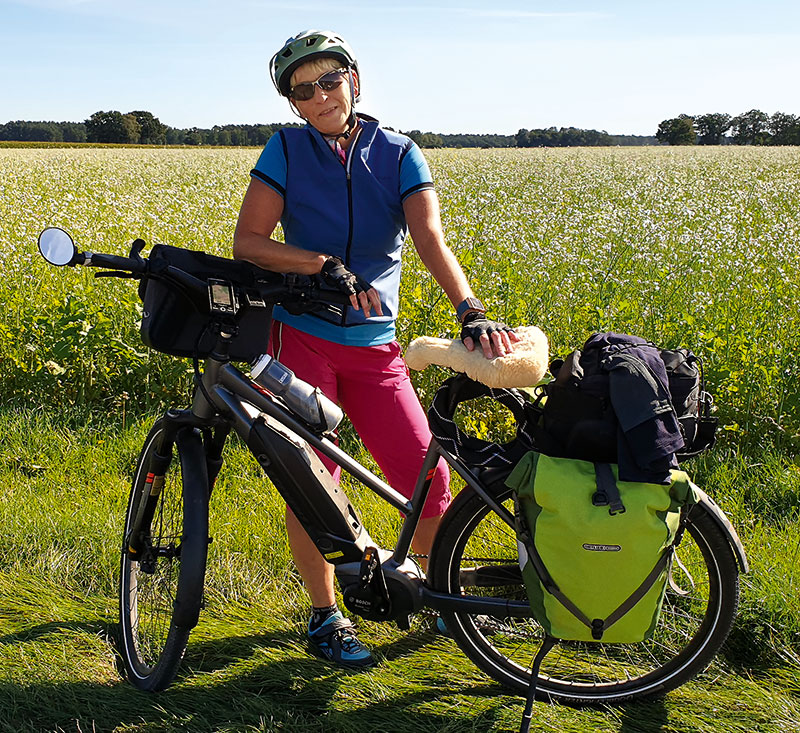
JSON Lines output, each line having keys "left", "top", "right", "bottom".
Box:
{"left": 2, "top": 110, "right": 661, "bottom": 148}
{"left": 656, "top": 110, "right": 800, "bottom": 146}
{"left": 0, "top": 111, "right": 302, "bottom": 146}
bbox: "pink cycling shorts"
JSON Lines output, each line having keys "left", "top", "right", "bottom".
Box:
{"left": 269, "top": 321, "right": 451, "bottom": 518}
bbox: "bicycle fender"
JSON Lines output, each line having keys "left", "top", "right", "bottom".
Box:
{"left": 692, "top": 483, "right": 749, "bottom": 574}
{"left": 173, "top": 426, "right": 210, "bottom": 628}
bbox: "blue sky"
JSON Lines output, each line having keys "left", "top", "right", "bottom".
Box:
{"left": 2, "top": 0, "right": 799, "bottom": 136}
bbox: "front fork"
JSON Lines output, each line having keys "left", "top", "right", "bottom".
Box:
{"left": 126, "top": 409, "right": 226, "bottom": 562}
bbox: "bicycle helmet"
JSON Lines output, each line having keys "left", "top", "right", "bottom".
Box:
{"left": 270, "top": 30, "right": 360, "bottom": 101}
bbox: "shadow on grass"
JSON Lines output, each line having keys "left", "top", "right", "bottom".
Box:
{"left": 618, "top": 697, "right": 669, "bottom": 732}
{"left": 0, "top": 659, "right": 512, "bottom": 733}
{"left": 0, "top": 618, "right": 520, "bottom": 733}
{"left": 0, "top": 617, "right": 117, "bottom": 646}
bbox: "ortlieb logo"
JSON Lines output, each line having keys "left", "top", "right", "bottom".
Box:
{"left": 583, "top": 543, "right": 621, "bottom": 552}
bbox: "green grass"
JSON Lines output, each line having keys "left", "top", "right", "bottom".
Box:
{"left": 1, "top": 146, "right": 800, "bottom": 731}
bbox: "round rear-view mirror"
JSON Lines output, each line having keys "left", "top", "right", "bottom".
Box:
{"left": 38, "top": 227, "right": 77, "bottom": 266}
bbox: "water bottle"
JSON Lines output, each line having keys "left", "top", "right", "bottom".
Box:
{"left": 250, "top": 354, "right": 343, "bottom": 433}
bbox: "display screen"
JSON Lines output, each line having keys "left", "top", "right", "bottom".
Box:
{"left": 211, "top": 282, "right": 233, "bottom": 306}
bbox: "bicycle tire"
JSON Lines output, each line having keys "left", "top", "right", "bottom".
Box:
{"left": 428, "top": 482, "right": 739, "bottom": 705}
{"left": 118, "top": 419, "right": 210, "bottom": 691}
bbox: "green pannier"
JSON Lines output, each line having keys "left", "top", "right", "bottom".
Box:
{"left": 507, "top": 452, "right": 698, "bottom": 644}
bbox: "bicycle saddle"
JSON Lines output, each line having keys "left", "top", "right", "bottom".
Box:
{"left": 405, "top": 325, "right": 549, "bottom": 389}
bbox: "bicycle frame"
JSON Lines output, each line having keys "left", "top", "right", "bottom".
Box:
{"left": 152, "top": 329, "right": 533, "bottom": 630}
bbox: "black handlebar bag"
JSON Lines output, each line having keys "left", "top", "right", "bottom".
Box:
{"left": 138, "top": 244, "right": 278, "bottom": 362}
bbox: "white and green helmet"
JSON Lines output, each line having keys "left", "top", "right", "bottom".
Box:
{"left": 270, "top": 30, "right": 360, "bottom": 100}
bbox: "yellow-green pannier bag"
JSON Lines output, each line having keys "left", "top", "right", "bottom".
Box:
{"left": 506, "top": 451, "right": 698, "bottom": 643}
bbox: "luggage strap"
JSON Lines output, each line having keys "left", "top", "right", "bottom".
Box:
{"left": 592, "top": 462, "right": 626, "bottom": 515}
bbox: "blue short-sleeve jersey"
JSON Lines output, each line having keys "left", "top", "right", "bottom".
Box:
{"left": 250, "top": 115, "right": 434, "bottom": 346}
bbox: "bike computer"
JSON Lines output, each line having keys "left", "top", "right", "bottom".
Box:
{"left": 208, "top": 279, "right": 238, "bottom": 315}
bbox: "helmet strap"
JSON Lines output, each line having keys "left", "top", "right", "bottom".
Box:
{"left": 334, "top": 112, "right": 358, "bottom": 141}
{"left": 336, "top": 68, "right": 358, "bottom": 140}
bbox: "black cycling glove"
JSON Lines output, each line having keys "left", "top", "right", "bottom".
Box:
{"left": 460, "top": 311, "right": 514, "bottom": 344}
{"left": 319, "top": 256, "right": 372, "bottom": 297}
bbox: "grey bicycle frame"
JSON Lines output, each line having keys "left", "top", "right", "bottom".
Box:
{"left": 184, "top": 337, "right": 531, "bottom": 621}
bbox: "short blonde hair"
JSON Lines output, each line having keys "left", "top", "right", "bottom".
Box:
{"left": 289, "top": 56, "right": 343, "bottom": 88}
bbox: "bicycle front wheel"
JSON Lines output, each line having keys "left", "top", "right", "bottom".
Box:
{"left": 428, "top": 483, "right": 740, "bottom": 705}
{"left": 118, "top": 419, "right": 210, "bottom": 691}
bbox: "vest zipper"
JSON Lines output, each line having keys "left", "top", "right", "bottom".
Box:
{"left": 340, "top": 126, "right": 362, "bottom": 327}
{"left": 343, "top": 125, "right": 362, "bottom": 268}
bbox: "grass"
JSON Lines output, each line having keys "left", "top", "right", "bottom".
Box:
{"left": 1, "top": 145, "right": 800, "bottom": 731}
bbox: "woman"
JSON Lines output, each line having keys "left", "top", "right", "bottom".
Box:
{"left": 234, "top": 29, "right": 517, "bottom": 669}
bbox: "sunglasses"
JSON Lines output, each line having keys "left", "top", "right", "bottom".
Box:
{"left": 290, "top": 68, "right": 348, "bottom": 101}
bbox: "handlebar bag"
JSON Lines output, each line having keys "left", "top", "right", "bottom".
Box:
{"left": 507, "top": 451, "right": 697, "bottom": 643}
{"left": 138, "top": 244, "right": 278, "bottom": 362}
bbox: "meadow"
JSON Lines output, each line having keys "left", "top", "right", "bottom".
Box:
{"left": 0, "top": 145, "right": 799, "bottom": 732}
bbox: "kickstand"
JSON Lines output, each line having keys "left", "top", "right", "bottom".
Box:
{"left": 519, "top": 635, "right": 557, "bottom": 733}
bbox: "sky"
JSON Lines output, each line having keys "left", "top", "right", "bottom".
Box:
{"left": 2, "top": 0, "right": 799, "bottom": 137}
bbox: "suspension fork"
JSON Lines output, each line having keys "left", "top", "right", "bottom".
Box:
{"left": 126, "top": 410, "right": 213, "bottom": 558}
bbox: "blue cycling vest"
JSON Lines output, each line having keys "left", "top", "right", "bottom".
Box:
{"left": 251, "top": 115, "right": 433, "bottom": 346}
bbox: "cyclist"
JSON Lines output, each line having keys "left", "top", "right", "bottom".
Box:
{"left": 233, "top": 29, "right": 517, "bottom": 669}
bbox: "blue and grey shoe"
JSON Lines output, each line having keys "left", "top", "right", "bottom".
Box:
{"left": 308, "top": 611, "right": 376, "bottom": 669}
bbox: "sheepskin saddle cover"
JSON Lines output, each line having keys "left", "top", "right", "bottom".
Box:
{"left": 405, "top": 325, "right": 549, "bottom": 389}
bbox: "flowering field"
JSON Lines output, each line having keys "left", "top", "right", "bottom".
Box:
{"left": 3, "top": 145, "right": 800, "bottom": 445}
{"left": 1, "top": 146, "right": 799, "bottom": 731}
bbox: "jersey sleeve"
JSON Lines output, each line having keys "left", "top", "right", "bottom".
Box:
{"left": 399, "top": 142, "right": 435, "bottom": 202}
{"left": 250, "top": 132, "right": 287, "bottom": 197}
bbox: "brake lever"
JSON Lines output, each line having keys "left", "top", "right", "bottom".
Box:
{"left": 128, "top": 237, "right": 147, "bottom": 264}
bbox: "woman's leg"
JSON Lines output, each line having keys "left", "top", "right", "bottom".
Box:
{"left": 285, "top": 507, "right": 336, "bottom": 606}
{"left": 336, "top": 340, "right": 451, "bottom": 557}
{"left": 268, "top": 323, "right": 375, "bottom": 667}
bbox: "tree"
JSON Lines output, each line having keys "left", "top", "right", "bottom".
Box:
{"left": 183, "top": 127, "right": 204, "bottom": 145}
{"left": 729, "top": 109, "right": 770, "bottom": 145}
{"left": 694, "top": 113, "right": 731, "bottom": 145}
{"left": 85, "top": 110, "right": 141, "bottom": 143}
{"left": 60, "top": 122, "right": 87, "bottom": 142}
{"left": 121, "top": 114, "right": 141, "bottom": 143}
{"left": 129, "top": 110, "right": 167, "bottom": 144}
{"left": 0, "top": 121, "right": 61, "bottom": 141}
{"left": 769, "top": 112, "right": 800, "bottom": 145}
{"left": 655, "top": 115, "right": 696, "bottom": 145}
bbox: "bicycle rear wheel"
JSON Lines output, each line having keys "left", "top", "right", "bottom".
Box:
{"left": 428, "top": 483, "right": 739, "bottom": 705}
{"left": 118, "top": 419, "right": 209, "bottom": 691}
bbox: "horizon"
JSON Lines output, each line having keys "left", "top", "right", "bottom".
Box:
{"left": 0, "top": 114, "right": 662, "bottom": 139}
{"left": 2, "top": 0, "right": 799, "bottom": 138}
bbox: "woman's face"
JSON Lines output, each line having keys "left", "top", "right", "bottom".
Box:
{"left": 291, "top": 63, "right": 356, "bottom": 136}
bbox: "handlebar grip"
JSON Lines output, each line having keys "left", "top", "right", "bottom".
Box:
{"left": 83, "top": 251, "right": 147, "bottom": 274}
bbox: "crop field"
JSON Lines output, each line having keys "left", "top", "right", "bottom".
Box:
{"left": 0, "top": 146, "right": 799, "bottom": 732}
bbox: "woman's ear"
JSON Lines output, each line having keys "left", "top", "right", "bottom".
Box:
{"left": 351, "top": 69, "right": 360, "bottom": 97}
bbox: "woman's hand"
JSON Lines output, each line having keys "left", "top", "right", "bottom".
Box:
{"left": 319, "top": 256, "right": 383, "bottom": 317}
{"left": 460, "top": 312, "right": 520, "bottom": 359}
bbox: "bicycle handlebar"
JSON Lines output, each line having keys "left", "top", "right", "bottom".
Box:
{"left": 72, "top": 240, "right": 352, "bottom": 311}
{"left": 80, "top": 250, "right": 148, "bottom": 274}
